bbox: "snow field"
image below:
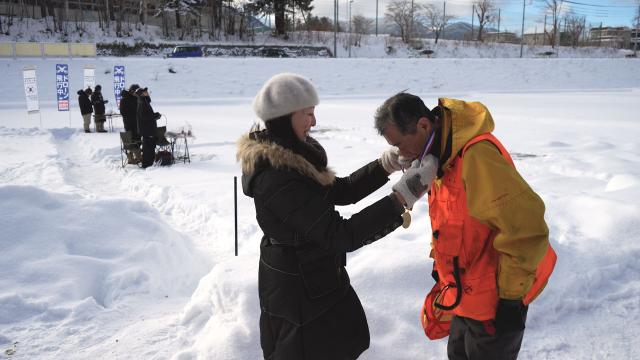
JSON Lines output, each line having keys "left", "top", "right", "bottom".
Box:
{"left": 0, "top": 57, "right": 639, "bottom": 359}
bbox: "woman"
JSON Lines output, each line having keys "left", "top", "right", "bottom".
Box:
{"left": 237, "top": 73, "right": 421, "bottom": 359}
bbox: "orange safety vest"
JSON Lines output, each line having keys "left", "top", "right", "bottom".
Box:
{"left": 427, "top": 133, "right": 556, "bottom": 321}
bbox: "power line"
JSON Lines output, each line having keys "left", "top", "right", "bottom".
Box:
{"left": 563, "top": 0, "right": 637, "bottom": 8}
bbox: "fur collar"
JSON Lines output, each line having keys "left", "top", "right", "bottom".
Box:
{"left": 236, "top": 133, "right": 336, "bottom": 186}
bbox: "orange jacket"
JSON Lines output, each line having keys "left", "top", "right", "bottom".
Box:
{"left": 428, "top": 99, "right": 554, "bottom": 320}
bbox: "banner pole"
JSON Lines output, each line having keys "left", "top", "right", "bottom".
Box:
{"left": 234, "top": 176, "right": 238, "bottom": 256}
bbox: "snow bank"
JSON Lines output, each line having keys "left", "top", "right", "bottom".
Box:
{"left": 0, "top": 184, "right": 208, "bottom": 357}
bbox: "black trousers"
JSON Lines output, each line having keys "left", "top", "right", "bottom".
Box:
{"left": 448, "top": 315, "right": 526, "bottom": 360}
{"left": 141, "top": 136, "right": 156, "bottom": 168}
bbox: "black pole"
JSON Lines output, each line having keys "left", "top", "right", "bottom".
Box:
{"left": 234, "top": 176, "right": 238, "bottom": 256}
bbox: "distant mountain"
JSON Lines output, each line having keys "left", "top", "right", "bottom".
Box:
{"left": 429, "top": 22, "right": 499, "bottom": 40}
{"left": 380, "top": 21, "right": 498, "bottom": 40}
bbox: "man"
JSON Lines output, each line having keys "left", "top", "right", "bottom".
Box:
{"left": 136, "top": 87, "right": 161, "bottom": 168}
{"left": 374, "top": 93, "right": 553, "bottom": 360}
{"left": 77, "top": 88, "right": 93, "bottom": 133}
{"left": 91, "top": 84, "right": 109, "bottom": 133}
{"left": 119, "top": 84, "right": 142, "bottom": 164}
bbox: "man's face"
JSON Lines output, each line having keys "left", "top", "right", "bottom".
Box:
{"left": 382, "top": 117, "right": 433, "bottom": 160}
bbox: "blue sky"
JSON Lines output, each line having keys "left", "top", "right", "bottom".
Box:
{"left": 311, "top": 0, "right": 639, "bottom": 34}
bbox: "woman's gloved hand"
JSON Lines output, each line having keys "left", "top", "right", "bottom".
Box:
{"left": 392, "top": 154, "right": 438, "bottom": 209}
{"left": 379, "top": 147, "right": 402, "bottom": 174}
{"left": 380, "top": 147, "right": 419, "bottom": 174}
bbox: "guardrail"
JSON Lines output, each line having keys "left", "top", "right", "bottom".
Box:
{"left": 0, "top": 42, "right": 96, "bottom": 57}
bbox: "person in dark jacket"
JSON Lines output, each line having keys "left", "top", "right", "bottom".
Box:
{"left": 91, "top": 84, "right": 109, "bottom": 133}
{"left": 236, "top": 73, "right": 438, "bottom": 360}
{"left": 78, "top": 88, "right": 93, "bottom": 133}
{"left": 136, "top": 87, "right": 161, "bottom": 168}
{"left": 120, "top": 84, "right": 140, "bottom": 135}
{"left": 119, "top": 84, "right": 141, "bottom": 164}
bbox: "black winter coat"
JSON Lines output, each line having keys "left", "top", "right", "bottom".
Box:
{"left": 237, "top": 133, "right": 404, "bottom": 360}
{"left": 77, "top": 90, "right": 92, "bottom": 115}
{"left": 119, "top": 91, "right": 138, "bottom": 136}
{"left": 91, "top": 91, "right": 107, "bottom": 115}
{"left": 137, "top": 96, "right": 160, "bottom": 137}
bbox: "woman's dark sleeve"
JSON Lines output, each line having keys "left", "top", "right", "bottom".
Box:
{"left": 263, "top": 177, "right": 404, "bottom": 253}
{"left": 329, "top": 159, "right": 391, "bottom": 206}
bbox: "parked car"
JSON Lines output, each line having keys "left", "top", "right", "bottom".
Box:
{"left": 167, "top": 46, "right": 204, "bottom": 58}
{"left": 260, "top": 48, "right": 289, "bottom": 58}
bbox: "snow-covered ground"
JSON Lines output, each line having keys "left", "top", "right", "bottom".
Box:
{"left": 1, "top": 57, "right": 639, "bottom": 359}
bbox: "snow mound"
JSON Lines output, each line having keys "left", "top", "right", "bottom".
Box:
{"left": 172, "top": 258, "right": 260, "bottom": 360}
{"left": 0, "top": 185, "right": 208, "bottom": 323}
{"left": 605, "top": 174, "right": 640, "bottom": 192}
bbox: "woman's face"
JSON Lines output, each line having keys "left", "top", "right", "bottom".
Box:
{"left": 291, "top": 106, "right": 316, "bottom": 141}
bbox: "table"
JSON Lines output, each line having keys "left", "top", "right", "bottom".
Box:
{"left": 104, "top": 113, "right": 122, "bottom": 132}
{"left": 166, "top": 131, "right": 191, "bottom": 164}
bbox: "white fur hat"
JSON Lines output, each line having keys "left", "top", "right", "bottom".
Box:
{"left": 252, "top": 73, "right": 319, "bottom": 121}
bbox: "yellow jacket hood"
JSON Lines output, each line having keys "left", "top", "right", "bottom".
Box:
{"left": 437, "top": 98, "right": 495, "bottom": 169}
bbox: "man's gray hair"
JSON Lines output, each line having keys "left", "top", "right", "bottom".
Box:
{"left": 374, "top": 92, "right": 432, "bottom": 135}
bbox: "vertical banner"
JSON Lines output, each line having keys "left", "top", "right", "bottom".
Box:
{"left": 22, "top": 67, "right": 40, "bottom": 114}
{"left": 83, "top": 66, "right": 95, "bottom": 90}
{"left": 55, "top": 64, "right": 70, "bottom": 111}
{"left": 113, "top": 65, "right": 125, "bottom": 108}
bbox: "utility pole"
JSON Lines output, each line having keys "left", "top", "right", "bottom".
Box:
{"left": 442, "top": 1, "right": 446, "bottom": 39}
{"left": 348, "top": 0, "right": 353, "bottom": 58}
{"left": 635, "top": 4, "right": 639, "bottom": 56}
{"left": 520, "top": 0, "right": 525, "bottom": 57}
{"left": 333, "top": 0, "right": 338, "bottom": 58}
{"left": 497, "top": 9, "right": 501, "bottom": 43}
{"left": 471, "top": 4, "right": 475, "bottom": 41}
{"left": 543, "top": 14, "right": 547, "bottom": 46}
{"left": 376, "top": 0, "right": 378, "bottom": 36}
{"left": 410, "top": 0, "right": 415, "bottom": 41}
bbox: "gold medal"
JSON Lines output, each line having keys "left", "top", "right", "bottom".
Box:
{"left": 402, "top": 211, "right": 411, "bottom": 229}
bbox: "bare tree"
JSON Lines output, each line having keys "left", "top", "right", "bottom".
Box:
{"left": 544, "top": 0, "right": 565, "bottom": 48}
{"left": 352, "top": 14, "right": 372, "bottom": 35}
{"left": 352, "top": 14, "right": 373, "bottom": 46}
{"left": 564, "top": 13, "right": 585, "bottom": 47}
{"left": 473, "top": 0, "right": 495, "bottom": 42}
{"left": 385, "top": 0, "right": 417, "bottom": 43}
{"left": 423, "top": 3, "right": 453, "bottom": 44}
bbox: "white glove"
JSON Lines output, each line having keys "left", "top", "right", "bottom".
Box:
{"left": 392, "top": 154, "right": 439, "bottom": 209}
{"left": 379, "top": 147, "right": 402, "bottom": 174}
{"left": 398, "top": 155, "right": 413, "bottom": 169}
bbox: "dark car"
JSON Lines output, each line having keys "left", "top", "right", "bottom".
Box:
{"left": 260, "top": 48, "right": 289, "bottom": 58}
{"left": 167, "top": 46, "right": 204, "bottom": 58}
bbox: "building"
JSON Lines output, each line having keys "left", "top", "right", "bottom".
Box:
{"left": 485, "top": 32, "right": 519, "bottom": 44}
{"left": 523, "top": 33, "right": 546, "bottom": 46}
{"left": 589, "top": 27, "right": 631, "bottom": 48}
{"left": 631, "top": 28, "right": 640, "bottom": 50}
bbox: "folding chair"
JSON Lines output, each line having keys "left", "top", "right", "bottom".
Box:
{"left": 155, "top": 126, "right": 174, "bottom": 166}
{"left": 120, "top": 131, "right": 142, "bottom": 168}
